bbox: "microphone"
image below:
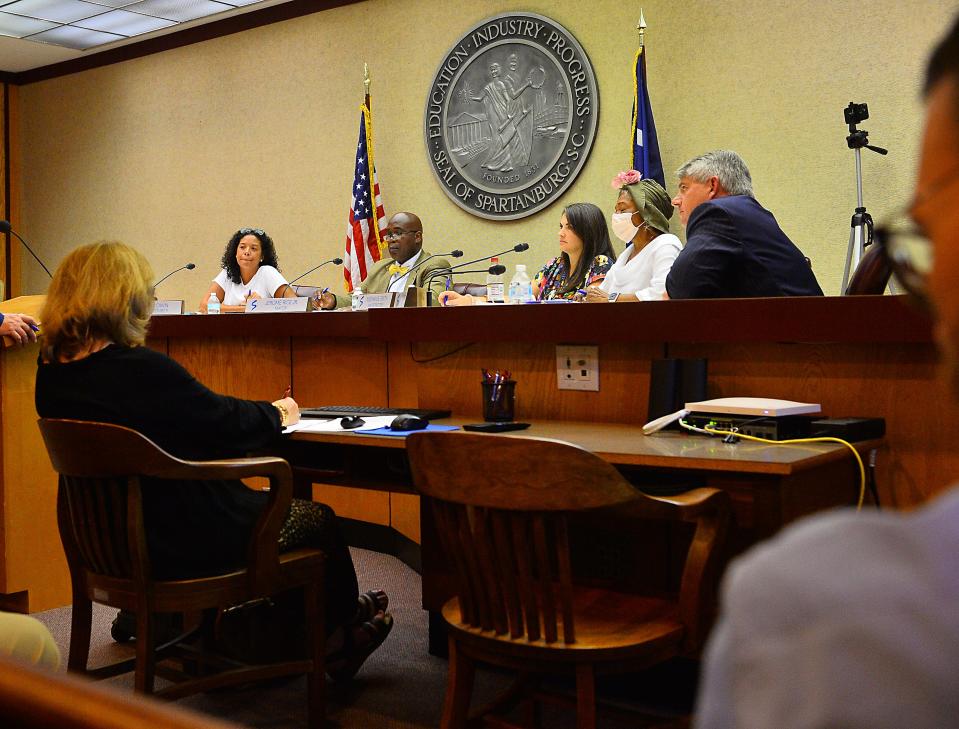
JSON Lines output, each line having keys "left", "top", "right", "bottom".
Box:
{"left": 154, "top": 262, "right": 196, "bottom": 288}
{"left": 450, "top": 242, "right": 529, "bottom": 272}
{"left": 277, "top": 257, "right": 343, "bottom": 297}
{"left": 424, "top": 264, "right": 507, "bottom": 306}
{"left": 0, "top": 220, "right": 52, "bottom": 278}
{"left": 401, "top": 249, "right": 464, "bottom": 279}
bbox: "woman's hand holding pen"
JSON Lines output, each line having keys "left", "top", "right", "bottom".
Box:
{"left": 0, "top": 313, "right": 39, "bottom": 346}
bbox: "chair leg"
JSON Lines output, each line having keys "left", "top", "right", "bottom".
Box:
{"left": 575, "top": 663, "right": 596, "bottom": 729}
{"left": 305, "top": 582, "right": 325, "bottom": 729}
{"left": 440, "top": 636, "right": 475, "bottom": 729}
{"left": 134, "top": 609, "right": 156, "bottom": 694}
{"left": 67, "top": 594, "right": 92, "bottom": 673}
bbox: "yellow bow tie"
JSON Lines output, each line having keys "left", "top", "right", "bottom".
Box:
{"left": 388, "top": 264, "right": 409, "bottom": 276}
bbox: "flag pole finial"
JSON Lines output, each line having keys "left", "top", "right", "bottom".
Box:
{"left": 364, "top": 63, "right": 371, "bottom": 95}
{"left": 637, "top": 9, "right": 647, "bottom": 48}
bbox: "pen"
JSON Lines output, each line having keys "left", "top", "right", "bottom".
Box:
{"left": 30, "top": 323, "right": 40, "bottom": 332}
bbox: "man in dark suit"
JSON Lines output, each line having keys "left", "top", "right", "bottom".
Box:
{"left": 665, "top": 150, "right": 823, "bottom": 299}
{"left": 319, "top": 212, "right": 451, "bottom": 308}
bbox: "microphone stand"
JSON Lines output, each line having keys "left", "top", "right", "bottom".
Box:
{"left": 453, "top": 243, "right": 528, "bottom": 273}
{"left": 154, "top": 263, "right": 196, "bottom": 288}
{"left": 279, "top": 258, "right": 343, "bottom": 297}
{"left": 424, "top": 265, "right": 505, "bottom": 306}
{"left": 0, "top": 222, "right": 52, "bottom": 277}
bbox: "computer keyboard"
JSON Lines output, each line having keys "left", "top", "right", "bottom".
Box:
{"left": 300, "top": 405, "right": 452, "bottom": 420}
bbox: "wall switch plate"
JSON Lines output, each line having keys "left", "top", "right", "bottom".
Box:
{"left": 556, "top": 345, "right": 599, "bottom": 391}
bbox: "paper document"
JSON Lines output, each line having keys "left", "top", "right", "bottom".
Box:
{"left": 283, "top": 415, "right": 397, "bottom": 434}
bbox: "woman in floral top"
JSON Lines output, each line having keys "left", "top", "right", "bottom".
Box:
{"left": 533, "top": 202, "right": 615, "bottom": 300}
{"left": 438, "top": 202, "right": 615, "bottom": 306}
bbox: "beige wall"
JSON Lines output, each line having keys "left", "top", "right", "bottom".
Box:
{"left": 14, "top": 0, "right": 954, "bottom": 303}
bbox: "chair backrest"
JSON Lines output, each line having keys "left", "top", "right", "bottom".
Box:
{"left": 38, "top": 418, "right": 292, "bottom": 590}
{"left": 845, "top": 242, "right": 893, "bottom": 295}
{"left": 452, "top": 282, "right": 487, "bottom": 298}
{"left": 406, "top": 431, "right": 728, "bottom": 649}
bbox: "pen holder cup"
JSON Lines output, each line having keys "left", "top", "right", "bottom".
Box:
{"left": 481, "top": 380, "right": 516, "bottom": 422}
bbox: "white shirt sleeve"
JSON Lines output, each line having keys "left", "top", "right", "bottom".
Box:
{"left": 254, "top": 265, "right": 289, "bottom": 298}
{"left": 634, "top": 238, "right": 682, "bottom": 301}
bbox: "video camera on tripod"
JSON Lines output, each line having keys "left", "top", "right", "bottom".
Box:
{"left": 841, "top": 102, "right": 889, "bottom": 294}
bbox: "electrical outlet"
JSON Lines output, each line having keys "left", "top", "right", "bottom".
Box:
{"left": 556, "top": 345, "right": 599, "bottom": 391}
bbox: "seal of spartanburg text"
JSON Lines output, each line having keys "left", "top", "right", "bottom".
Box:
{"left": 425, "top": 13, "right": 599, "bottom": 220}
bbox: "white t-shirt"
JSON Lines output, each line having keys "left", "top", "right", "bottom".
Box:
{"left": 599, "top": 233, "right": 682, "bottom": 300}
{"left": 695, "top": 487, "right": 959, "bottom": 729}
{"left": 213, "top": 265, "right": 288, "bottom": 306}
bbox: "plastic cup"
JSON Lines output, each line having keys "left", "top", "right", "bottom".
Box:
{"left": 481, "top": 380, "right": 516, "bottom": 422}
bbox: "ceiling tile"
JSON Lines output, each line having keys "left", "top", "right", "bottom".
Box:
{"left": 0, "top": 10, "right": 58, "bottom": 36}
{"left": 84, "top": 1, "right": 143, "bottom": 6}
{"left": 123, "top": 0, "right": 231, "bottom": 23}
{"left": 2, "top": 0, "right": 108, "bottom": 24}
{"left": 28, "top": 22, "right": 122, "bottom": 48}
{"left": 76, "top": 8, "right": 174, "bottom": 35}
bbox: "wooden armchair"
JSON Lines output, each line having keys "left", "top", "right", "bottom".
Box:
{"left": 406, "top": 431, "right": 730, "bottom": 729}
{"left": 0, "top": 655, "right": 241, "bottom": 729}
{"left": 37, "top": 419, "right": 326, "bottom": 728}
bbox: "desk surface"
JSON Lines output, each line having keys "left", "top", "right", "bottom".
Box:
{"left": 289, "top": 418, "right": 875, "bottom": 476}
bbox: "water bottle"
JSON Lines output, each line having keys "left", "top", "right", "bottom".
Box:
{"left": 508, "top": 264, "right": 533, "bottom": 303}
{"left": 486, "top": 257, "right": 505, "bottom": 303}
{"left": 351, "top": 286, "right": 365, "bottom": 311}
{"left": 207, "top": 292, "right": 221, "bottom": 315}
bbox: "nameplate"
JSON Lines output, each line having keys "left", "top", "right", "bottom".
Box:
{"left": 245, "top": 297, "right": 311, "bottom": 313}
{"left": 152, "top": 300, "right": 183, "bottom": 315}
{"left": 353, "top": 293, "right": 395, "bottom": 311}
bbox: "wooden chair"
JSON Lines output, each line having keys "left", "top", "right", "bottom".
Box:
{"left": 845, "top": 243, "right": 893, "bottom": 295}
{"left": 0, "top": 655, "right": 242, "bottom": 729}
{"left": 406, "top": 431, "right": 730, "bottom": 729}
{"left": 37, "top": 418, "right": 326, "bottom": 728}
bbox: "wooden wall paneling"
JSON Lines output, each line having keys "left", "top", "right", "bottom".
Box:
{"left": 390, "top": 493, "right": 420, "bottom": 544}
{"left": 5, "top": 85, "right": 19, "bottom": 298}
{"left": 1, "top": 82, "right": 6, "bottom": 294}
{"left": 1, "top": 342, "right": 68, "bottom": 611}
{"left": 293, "top": 337, "right": 392, "bottom": 525}
{"left": 291, "top": 337, "right": 388, "bottom": 406}
{"left": 392, "top": 340, "right": 659, "bottom": 423}
{"left": 167, "top": 336, "right": 290, "bottom": 401}
{"left": 669, "top": 341, "right": 958, "bottom": 507}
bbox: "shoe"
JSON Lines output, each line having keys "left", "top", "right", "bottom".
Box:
{"left": 326, "top": 611, "right": 393, "bottom": 683}
{"left": 356, "top": 590, "right": 389, "bottom": 622}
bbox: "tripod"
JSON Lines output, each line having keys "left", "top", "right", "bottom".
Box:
{"left": 841, "top": 102, "right": 888, "bottom": 294}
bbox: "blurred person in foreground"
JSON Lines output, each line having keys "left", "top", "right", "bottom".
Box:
{"left": 36, "top": 241, "right": 392, "bottom": 681}
{"left": 694, "top": 22, "right": 959, "bottom": 728}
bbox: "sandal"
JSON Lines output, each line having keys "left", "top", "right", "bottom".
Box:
{"left": 356, "top": 589, "right": 389, "bottom": 623}
{"left": 326, "top": 611, "right": 394, "bottom": 683}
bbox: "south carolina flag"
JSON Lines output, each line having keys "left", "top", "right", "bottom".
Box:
{"left": 631, "top": 45, "right": 665, "bottom": 189}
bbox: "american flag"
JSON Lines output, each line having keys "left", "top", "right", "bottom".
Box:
{"left": 344, "top": 104, "right": 386, "bottom": 292}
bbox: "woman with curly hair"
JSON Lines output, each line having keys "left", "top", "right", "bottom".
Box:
{"left": 201, "top": 228, "right": 297, "bottom": 313}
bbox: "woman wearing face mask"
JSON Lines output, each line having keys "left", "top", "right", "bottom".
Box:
{"left": 583, "top": 171, "right": 681, "bottom": 303}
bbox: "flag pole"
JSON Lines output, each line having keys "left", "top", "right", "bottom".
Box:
{"left": 364, "top": 62, "right": 371, "bottom": 110}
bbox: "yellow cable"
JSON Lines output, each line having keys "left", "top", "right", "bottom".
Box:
{"left": 683, "top": 422, "right": 867, "bottom": 510}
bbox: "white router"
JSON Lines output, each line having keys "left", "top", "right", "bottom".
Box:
{"left": 684, "top": 397, "right": 822, "bottom": 417}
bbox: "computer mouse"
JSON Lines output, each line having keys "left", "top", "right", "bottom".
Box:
{"left": 340, "top": 415, "right": 365, "bottom": 429}
{"left": 390, "top": 413, "right": 428, "bottom": 431}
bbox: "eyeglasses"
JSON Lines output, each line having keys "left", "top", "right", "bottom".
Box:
{"left": 382, "top": 228, "right": 420, "bottom": 240}
{"left": 238, "top": 228, "right": 265, "bottom": 236}
{"left": 872, "top": 214, "right": 933, "bottom": 308}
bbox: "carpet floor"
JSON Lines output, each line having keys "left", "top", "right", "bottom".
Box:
{"left": 33, "top": 548, "right": 694, "bottom": 728}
